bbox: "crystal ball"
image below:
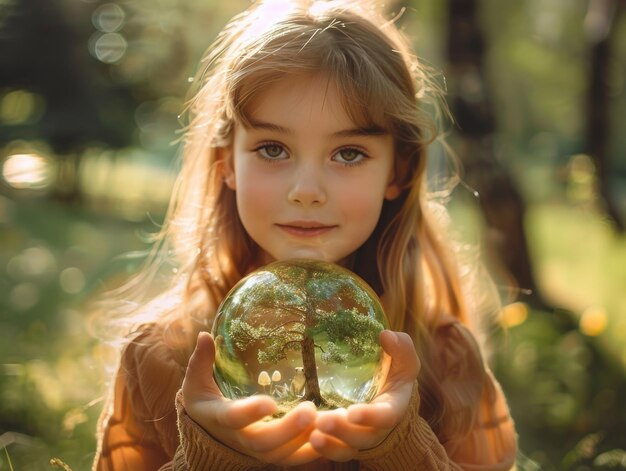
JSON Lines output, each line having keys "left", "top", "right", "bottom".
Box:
{"left": 212, "top": 259, "right": 390, "bottom": 415}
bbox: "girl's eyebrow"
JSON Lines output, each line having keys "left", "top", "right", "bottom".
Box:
{"left": 246, "top": 117, "right": 388, "bottom": 137}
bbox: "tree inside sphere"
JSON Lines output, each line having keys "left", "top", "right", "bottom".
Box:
{"left": 212, "top": 259, "right": 390, "bottom": 416}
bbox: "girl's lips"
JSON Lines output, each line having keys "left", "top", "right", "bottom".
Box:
{"left": 276, "top": 223, "right": 337, "bottom": 237}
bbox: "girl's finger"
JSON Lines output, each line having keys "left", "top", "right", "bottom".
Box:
{"left": 210, "top": 395, "right": 277, "bottom": 429}
{"left": 346, "top": 386, "right": 412, "bottom": 429}
{"left": 315, "top": 409, "right": 386, "bottom": 450}
{"left": 248, "top": 421, "right": 317, "bottom": 464}
{"left": 309, "top": 429, "right": 357, "bottom": 462}
{"left": 182, "top": 332, "right": 220, "bottom": 401}
{"left": 380, "top": 330, "right": 420, "bottom": 383}
{"left": 240, "top": 401, "right": 317, "bottom": 453}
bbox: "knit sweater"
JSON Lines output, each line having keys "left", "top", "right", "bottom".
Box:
{"left": 93, "top": 319, "right": 517, "bottom": 470}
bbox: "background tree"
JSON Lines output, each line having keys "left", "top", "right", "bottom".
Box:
{"left": 584, "top": 0, "right": 626, "bottom": 232}
{"left": 1, "top": 0, "right": 625, "bottom": 468}
{"left": 444, "top": 0, "right": 546, "bottom": 307}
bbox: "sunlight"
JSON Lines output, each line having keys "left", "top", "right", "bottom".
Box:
{"left": 501, "top": 302, "right": 529, "bottom": 328}
{"left": 2, "top": 153, "right": 53, "bottom": 190}
{"left": 579, "top": 306, "right": 608, "bottom": 337}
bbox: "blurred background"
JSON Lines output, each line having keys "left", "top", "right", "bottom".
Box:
{"left": 0, "top": 0, "right": 625, "bottom": 469}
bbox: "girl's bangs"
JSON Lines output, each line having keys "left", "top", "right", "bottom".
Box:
{"left": 332, "top": 70, "right": 393, "bottom": 132}
{"left": 224, "top": 20, "right": 402, "bottom": 132}
{"left": 229, "top": 62, "right": 394, "bottom": 133}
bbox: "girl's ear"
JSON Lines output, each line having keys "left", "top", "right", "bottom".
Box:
{"left": 385, "top": 153, "right": 412, "bottom": 200}
{"left": 219, "top": 147, "right": 236, "bottom": 190}
{"left": 384, "top": 181, "right": 401, "bottom": 200}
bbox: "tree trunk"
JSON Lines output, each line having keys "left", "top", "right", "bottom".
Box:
{"left": 584, "top": 0, "right": 625, "bottom": 232}
{"left": 445, "top": 0, "right": 546, "bottom": 306}
{"left": 301, "top": 332, "right": 323, "bottom": 406}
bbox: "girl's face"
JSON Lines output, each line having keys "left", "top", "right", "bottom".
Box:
{"left": 224, "top": 73, "right": 400, "bottom": 265}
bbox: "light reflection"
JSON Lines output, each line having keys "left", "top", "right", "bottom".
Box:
{"left": 1, "top": 153, "right": 53, "bottom": 190}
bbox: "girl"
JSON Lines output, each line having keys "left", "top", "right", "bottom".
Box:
{"left": 93, "top": 0, "right": 517, "bottom": 469}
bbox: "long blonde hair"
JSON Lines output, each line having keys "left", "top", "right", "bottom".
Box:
{"left": 101, "top": 0, "right": 492, "bottom": 443}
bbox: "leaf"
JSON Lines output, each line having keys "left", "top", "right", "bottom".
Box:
{"left": 50, "top": 458, "right": 73, "bottom": 471}
{"left": 593, "top": 450, "right": 626, "bottom": 468}
{"left": 561, "top": 433, "right": 603, "bottom": 469}
{"left": 320, "top": 342, "right": 348, "bottom": 363}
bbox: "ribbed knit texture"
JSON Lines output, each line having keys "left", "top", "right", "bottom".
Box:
{"left": 93, "top": 320, "right": 517, "bottom": 471}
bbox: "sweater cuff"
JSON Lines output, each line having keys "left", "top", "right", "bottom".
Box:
{"left": 175, "top": 390, "right": 267, "bottom": 471}
{"left": 355, "top": 383, "right": 438, "bottom": 468}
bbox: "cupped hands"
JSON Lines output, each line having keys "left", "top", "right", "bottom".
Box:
{"left": 182, "top": 330, "right": 420, "bottom": 466}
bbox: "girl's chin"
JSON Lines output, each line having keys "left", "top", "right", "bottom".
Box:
{"left": 261, "top": 249, "right": 351, "bottom": 267}
{"left": 263, "top": 247, "right": 346, "bottom": 265}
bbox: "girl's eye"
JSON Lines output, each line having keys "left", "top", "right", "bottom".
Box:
{"left": 256, "top": 144, "right": 287, "bottom": 160}
{"left": 333, "top": 148, "right": 367, "bottom": 165}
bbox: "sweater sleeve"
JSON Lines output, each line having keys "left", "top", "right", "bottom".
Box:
{"left": 93, "top": 327, "right": 185, "bottom": 471}
{"left": 93, "top": 325, "right": 271, "bottom": 471}
{"left": 157, "top": 390, "right": 269, "bottom": 471}
{"left": 356, "top": 322, "right": 517, "bottom": 471}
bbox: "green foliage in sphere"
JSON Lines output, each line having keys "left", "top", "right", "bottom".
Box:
{"left": 212, "top": 259, "right": 390, "bottom": 415}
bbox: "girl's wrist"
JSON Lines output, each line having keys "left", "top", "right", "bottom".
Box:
{"left": 355, "top": 381, "right": 420, "bottom": 458}
{"left": 175, "top": 390, "right": 267, "bottom": 469}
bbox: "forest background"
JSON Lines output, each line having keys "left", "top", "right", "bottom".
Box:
{"left": 0, "top": 0, "right": 625, "bottom": 469}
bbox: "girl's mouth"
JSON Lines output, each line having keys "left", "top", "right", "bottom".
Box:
{"left": 276, "top": 222, "right": 337, "bottom": 237}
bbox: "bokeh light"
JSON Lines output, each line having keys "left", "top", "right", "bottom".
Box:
{"left": 9, "top": 282, "right": 40, "bottom": 311}
{"left": 90, "top": 32, "right": 127, "bottom": 64}
{"left": 579, "top": 306, "right": 608, "bottom": 337}
{"left": 59, "top": 267, "right": 86, "bottom": 294}
{"left": 1, "top": 153, "right": 54, "bottom": 190}
{"left": 92, "top": 3, "right": 125, "bottom": 33}
{"left": 501, "top": 302, "right": 529, "bottom": 328}
{"left": 7, "top": 246, "right": 57, "bottom": 280}
{"left": 0, "top": 89, "right": 45, "bottom": 125}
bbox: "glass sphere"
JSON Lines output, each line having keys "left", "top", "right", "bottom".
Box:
{"left": 212, "top": 259, "right": 390, "bottom": 415}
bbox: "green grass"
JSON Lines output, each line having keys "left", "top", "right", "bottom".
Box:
{"left": 527, "top": 202, "right": 626, "bottom": 368}
{"left": 0, "top": 196, "right": 157, "bottom": 470}
{"left": 1, "top": 195, "right": 625, "bottom": 470}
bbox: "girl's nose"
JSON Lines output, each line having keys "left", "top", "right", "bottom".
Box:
{"left": 287, "top": 163, "right": 327, "bottom": 206}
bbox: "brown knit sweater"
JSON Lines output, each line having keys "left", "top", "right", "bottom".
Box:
{"left": 93, "top": 319, "right": 517, "bottom": 470}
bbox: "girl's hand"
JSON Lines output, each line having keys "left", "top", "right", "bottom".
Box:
{"left": 309, "top": 330, "right": 420, "bottom": 462}
{"left": 182, "top": 332, "right": 321, "bottom": 466}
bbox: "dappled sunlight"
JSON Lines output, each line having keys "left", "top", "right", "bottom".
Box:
{"left": 1, "top": 0, "right": 625, "bottom": 469}
{"left": 501, "top": 302, "right": 529, "bottom": 328}
{"left": 579, "top": 306, "right": 608, "bottom": 337}
{"left": 527, "top": 203, "right": 626, "bottom": 367}
{"left": 2, "top": 153, "right": 54, "bottom": 190}
{"left": 0, "top": 89, "right": 45, "bottom": 125}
